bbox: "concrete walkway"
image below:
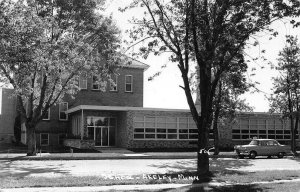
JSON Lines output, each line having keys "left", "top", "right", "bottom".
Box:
{"left": 2, "top": 178, "right": 300, "bottom": 192}
{"left": 0, "top": 150, "right": 238, "bottom": 161}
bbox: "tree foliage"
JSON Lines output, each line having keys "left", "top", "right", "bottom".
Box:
{"left": 121, "top": 0, "right": 300, "bottom": 176}
{"left": 212, "top": 65, "right": 253, "bottom": 155}
{"left": 0, "top": 0, "right": 121, "bottom": 155}
{"left": 269, "top": 35, "right": 300, "bottom": 154}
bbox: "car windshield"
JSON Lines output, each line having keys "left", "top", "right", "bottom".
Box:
{"left": 249, "top": 140, "right": 258, "bottom": 145}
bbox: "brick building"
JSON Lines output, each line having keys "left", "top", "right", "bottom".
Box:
{"left": 0, "top": 88, "right": 17, "bottom": 143}
{"left": 0, "top": 58, "right": 299, "bottom": 150}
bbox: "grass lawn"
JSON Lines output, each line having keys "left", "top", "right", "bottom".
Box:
{"left": 1, "top": 170, "right": 300, "bottom": 189}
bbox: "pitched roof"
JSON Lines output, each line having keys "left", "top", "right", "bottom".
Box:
{"left": 119, "top": 55, "right": 150, "bottom": 70}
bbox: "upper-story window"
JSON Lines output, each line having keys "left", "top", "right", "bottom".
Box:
{"left": 125, "top": 75, "right": 133, "bottom": 92}
{"left": 79, "top": 73, "right": 87, "bottom": 90}
{"left": 110, "top": 75, "right": 118, "bottom": 92}
{"left": 92, "top": 75, "right": 100, "bottom": 90}
{"left": 42, "top": 108, "right": 50, "bottom": 120}
{"left": 59, "top": 102, "right": 68, "bottom": 121}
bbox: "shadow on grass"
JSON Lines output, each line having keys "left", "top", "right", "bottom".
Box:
{"left": 147, "top": 158, "right": 254, "bottom": 186}
{"left": 166, "top": 183, "right": 267, "bottom": 192}
{"left": 0, "top": 160, "right": 70, "bottom": 178}
{"left": 148, "top": 158, "right": 251, "bottom": 174}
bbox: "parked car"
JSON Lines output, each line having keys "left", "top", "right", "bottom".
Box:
{"left": 234, "top": 139, "right": 290, "bottom": 159}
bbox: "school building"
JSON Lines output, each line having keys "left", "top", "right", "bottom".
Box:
{"left": 0, "top": 59, "right": 299, "bottom": 151}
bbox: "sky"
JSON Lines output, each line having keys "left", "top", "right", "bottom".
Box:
{"left": 106, "top": 1, "right": 300, "bottom": 112}
{"left": 104, "top": 1, "right": 300, "bottom": 112}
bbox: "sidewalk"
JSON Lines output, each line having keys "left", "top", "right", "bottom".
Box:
{"left": 0, "top": 150, "right": 237, "bottom": 161}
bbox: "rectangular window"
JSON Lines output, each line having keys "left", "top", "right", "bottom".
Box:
{"left": 79, "top": 73, "right": 87, "bottom": 89}
{"left": 110, "top": 75, "right": 118, "bottom": 91}
{"left": 59, "top": 102, "right": 68, "bottom": 120}
{"left": 42, "top": 108, "right": 50, "bottom": 120}
{"left": 125, "top": 75, "right": 133, "bottom": 92}
{"left": 40, "top": 133, "right": 49, "bottom": 146}
{"left": 92, "top": 76, "right": 100, "bottom": 90}
{"left": 133, "top": 116, "right": 198, "bottom": 140}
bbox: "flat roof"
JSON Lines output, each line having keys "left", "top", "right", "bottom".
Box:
{"left": 66, "top": 105, "right": 190, "bottom": 114}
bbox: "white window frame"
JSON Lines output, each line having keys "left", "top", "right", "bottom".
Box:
{"left": 110, "top": 75, "right": 118, "bottom": 92}
{"left": 79, "top": 74, "right": 87, "bottom": 90}
{"left": 125, "top": 75, "right": 133, "bottom": 92}
{"left": 59, "top": 102, "right": 68, "bottom": 121}
{"left": 42, "top": 108, "right": 50, "bottom": 120}
{"left": 40, "top": 133, "right": 49, "bottom": 146}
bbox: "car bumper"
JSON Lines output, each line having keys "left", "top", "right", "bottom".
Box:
{"left": 235, "top": 150, "right": 249, "bottom": 156}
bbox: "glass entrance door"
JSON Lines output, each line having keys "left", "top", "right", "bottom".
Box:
{"left": 87, "top": 116, "right": 116, "bottom": 147}
{"left": 101, "top": 127, "right": 109, "bottom": 146}
{"left": 95, "top": 128, "right": 102, "bottom": 146}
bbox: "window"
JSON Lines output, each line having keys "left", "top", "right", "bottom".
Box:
{"left": 125, "top": 75, "right": 133, "bottom": 92}
{"left": 40, "top": 133, "right": 49, "bottom": 146}
{"left": 42, "top": 108, "right": 50, "bottom": 120}
{"left": 79, "top": 73, "right": 87, "bottom": 89}
{"left": 232, "top": 117, "right": 293, "bottom": 141}
{"left": 110, "top": 75, "right": 118, "bottom": 91}
{"left": 92, "top": 76, "right": 100, "bottom": 90}
{"left": 133, "top": 116, "right": 198, "bottom": 140}
{"left": 59, "top": 102, "right": 68, "bottom": 120}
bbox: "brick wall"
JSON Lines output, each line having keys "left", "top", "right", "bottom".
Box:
{"left": 69, "top": 67, "right": 145, "bottom": 108}
{"left": 33, "top": 67, "right": 145, "bottom": 147}
{"left": 0, "top": 88, "right": 16, "bottom": 143}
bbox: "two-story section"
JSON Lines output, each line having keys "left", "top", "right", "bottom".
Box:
{"left": 34, "top": 58, "right": 149, "bottom": 150}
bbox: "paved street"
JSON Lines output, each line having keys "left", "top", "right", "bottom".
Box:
{"left": 1, "top": 157, "right": 300, "bottom": 178}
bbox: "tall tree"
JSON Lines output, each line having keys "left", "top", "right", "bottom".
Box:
{"left": 269, "top": 35, "right": 300, "bottom": 155}
{"left": 121, "top": 0, "right": 300, "bottom": 177}
{"left": 0, "top": 0, "right": 121, "bottom": 156}
{"left": 212, "top": 66, "right": 253, "bottom": 155}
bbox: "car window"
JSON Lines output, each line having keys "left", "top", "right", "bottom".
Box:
{"left": 267, "top": 140, "right": 275, "bottom": 146}
{"left": 260, "top": 141, "right": 267, "bottom": 146}
{"left": 274, "top": 140, "right": 280, "bottom": 145}
{"left": 249, "top": 140, "right": 258, "bottom": 145}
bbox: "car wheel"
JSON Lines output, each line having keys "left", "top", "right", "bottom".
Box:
{"left": 277, "top": 152, "right": 284, "bottom": 158}
{"left": 249, "top": 151, "right": 257, "bottom": 159}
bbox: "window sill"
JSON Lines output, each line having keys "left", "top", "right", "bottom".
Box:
{"left": 91, "top": 89, "right": 103, "bottom": 92}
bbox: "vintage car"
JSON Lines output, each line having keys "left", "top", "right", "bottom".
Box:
{"left": 234, "top": 139, "right": 290, "bottom": 159}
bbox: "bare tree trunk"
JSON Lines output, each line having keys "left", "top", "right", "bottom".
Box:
{"left": 213, "top": 82, "right": 222, "bottom": 155}
{"left": 291, "top": 116, "right": 298, "bottom": 155}
{"left": 26, "top": 123, "right": 37, "bottom": 156}
{"left": 196, "top": 127, "right": 210, "bottom": 182}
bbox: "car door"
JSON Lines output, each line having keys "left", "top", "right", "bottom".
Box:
{"left": 256, "top": 140, "right": 266, "bottom": 155}
{"left": 266, "top": 140, "right": 276, "bottom": 155}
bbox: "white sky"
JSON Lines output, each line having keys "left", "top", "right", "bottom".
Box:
{"left": 105, "top": 1, "right": 300, "bottom": 112}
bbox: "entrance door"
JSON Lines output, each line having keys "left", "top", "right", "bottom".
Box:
{"left": 95, "top": 127, "right": 109, "bottom": 147}
{"left": 87, "top": 116, "right": 116, "bottom": 147}
{"left": 95, "top": 128, "right": 102, "bottom": 146}
{"left": 101, "top": 127, "right": 109, "bottom": 146}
